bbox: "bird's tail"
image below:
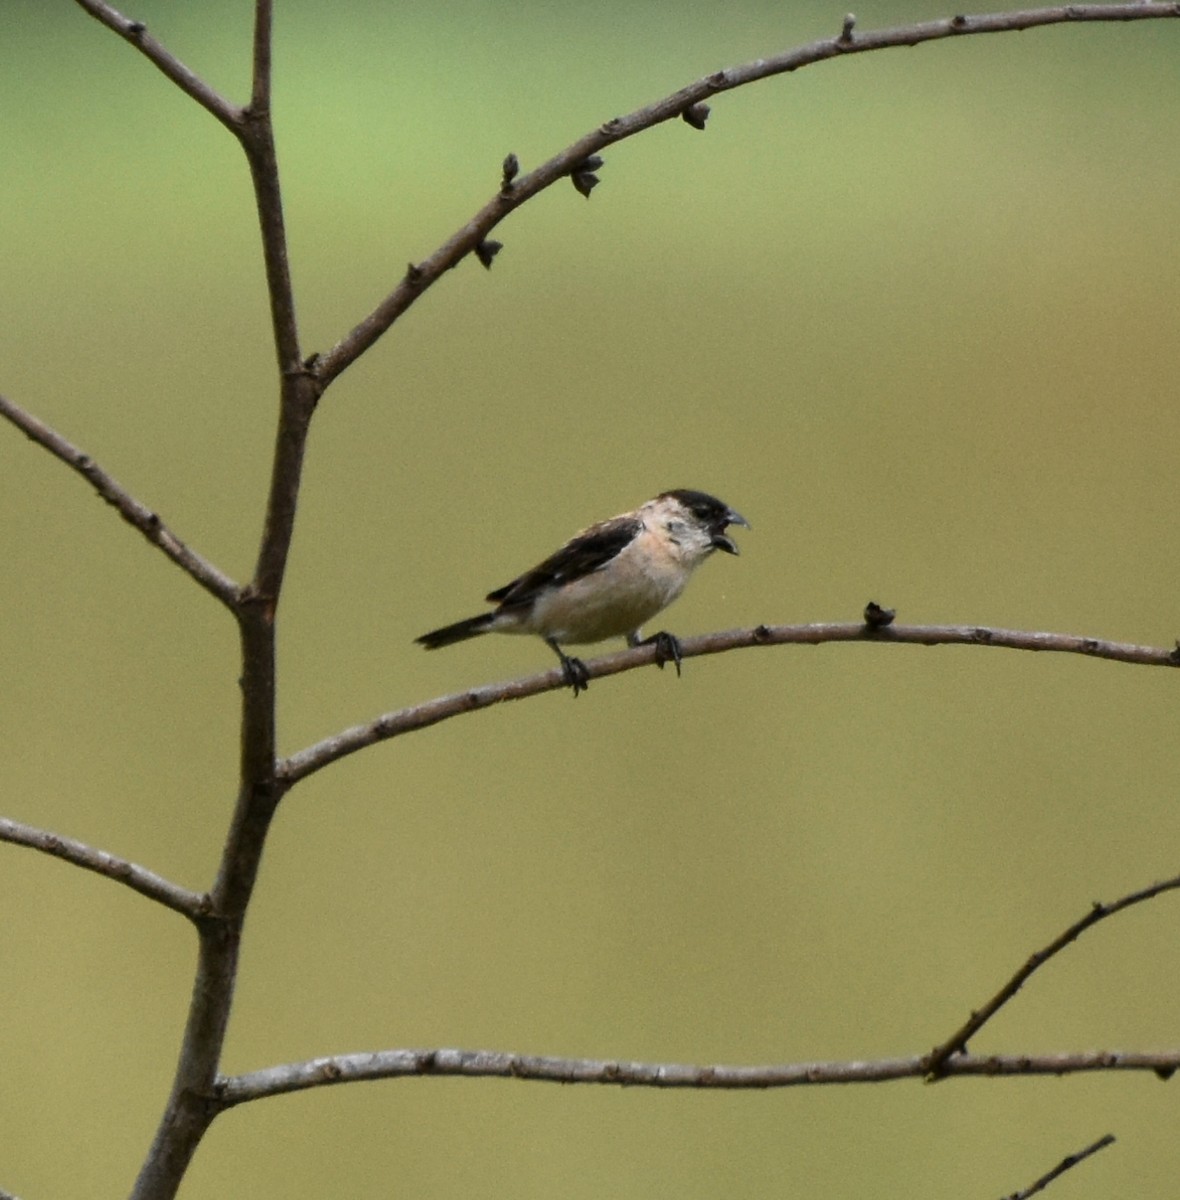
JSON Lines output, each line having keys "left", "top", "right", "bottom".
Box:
{"left": 415, "top": 613, "right": 496, "bottom": 649}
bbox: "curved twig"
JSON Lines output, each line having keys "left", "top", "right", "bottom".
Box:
{"left": 925, "top": 873, "right": 1180, "bottom": 1078}
{"left": 278, "top": 620, "right": 1180, "bottom": 784}
{"left": 0, "top": 393, "right": 241, "bottom": 610}
{"left": 313, "top": 2, "right": 1180, "bottom": 385}
{"left": 215, "top": 1046, "right": 1180, "bottom": 1109}
{"left": 0, "top": 816, "right": 206, "bottom": 920}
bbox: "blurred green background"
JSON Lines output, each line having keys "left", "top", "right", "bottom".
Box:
{"left": 2, "top": 1, "right": 1178, "bottom": 1196}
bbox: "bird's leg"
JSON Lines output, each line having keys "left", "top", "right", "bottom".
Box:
{"left": 627, "top": 630, "right": 683, "bottom": 677}
{"left": 545, "top": 637, "right": 590, "bottom": 696}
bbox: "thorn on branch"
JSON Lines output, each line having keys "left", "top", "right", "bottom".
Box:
{"left": 500, "top": 152, "right": 520, "bottom": 192}
{"left": 475, "top": 239, "right": 503, "bottom": 270}
{"left": 405, "top": 262, "right": 424, "bottom": 285}
{"left": 571, "top": 156, "right": 604, "bottom": 199}
{"left": 839, "top": 13, "right": 857, "bottom": 42}
{"left": 682, "top": 102, "right": 711, "bottom": 130}
{"left": 863, "top": 600, "right": 895, "bottom": 629}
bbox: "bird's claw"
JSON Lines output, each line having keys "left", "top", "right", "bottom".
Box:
{"left": 641, "top": 630, "right": 683, "bottom": 677}
{"left": 559, "top": 652, "right": 590, "bottom": 697}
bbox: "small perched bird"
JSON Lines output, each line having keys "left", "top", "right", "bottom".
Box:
{"left": 415, "top": 489, "right": 749, "bottom": 695}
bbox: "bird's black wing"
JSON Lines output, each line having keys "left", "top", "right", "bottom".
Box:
{"left": 486, "top": 516, "right": 642, "bottom": 609}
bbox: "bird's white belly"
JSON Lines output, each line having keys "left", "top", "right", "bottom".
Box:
{"left": 525, "top": 563, "right": 688, "bottom": 645}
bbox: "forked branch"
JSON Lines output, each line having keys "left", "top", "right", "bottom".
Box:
{"left": 215, "top": 867, "right": 1180, "bottom": 1105}
{"left": 17, "top": 5, "right": 1177, "bottom": 1199}
{"left": 925, "top": 872, "right": 1180, "bottom": 1078}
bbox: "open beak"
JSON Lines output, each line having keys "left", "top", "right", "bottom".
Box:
{"left": 712, "top": 508, "right": 750, "bottom": 555}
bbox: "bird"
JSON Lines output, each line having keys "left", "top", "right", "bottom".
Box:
{"left": 415, "top": 489, "right": 749, "bottom": 695}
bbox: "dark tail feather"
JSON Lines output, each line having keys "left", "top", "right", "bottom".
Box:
{"left": 415, "top": 613, "right": 495, "bottom": 649}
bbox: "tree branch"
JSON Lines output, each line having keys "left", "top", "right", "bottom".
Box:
{"left": 279, "top": 620, "right": 1180, "bottom": 785}
{"left": 215, "top": 1046, "right": 1180, "bottom": 1108}
{"left": 250, "top": 0, "right": 272, "bottom": 114}
{"left": 0, "top": 816, "right": 206, "bottom": 919}
{"left": 0, "top": 393, "right": 241, "bottom": 610}
{"left": 1004, "top": 1134, "right": 1115, "bottom": 1200}
{"left": 313, "top": 1, "right": 1180, "bottom": 385}
{"left": 72, "top": 0, "right": 241, "bottom": 132}
{"left": 925, "top": 873, "right": 1180, "bottom": 1078}
{"left": 239, "top": 4, "right": 304, "bottom": 379}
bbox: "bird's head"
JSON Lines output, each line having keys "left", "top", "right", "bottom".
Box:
{"left": 650, "top": 489, "right": 750, "bottom": 558}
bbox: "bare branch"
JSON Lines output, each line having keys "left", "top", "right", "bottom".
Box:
{"left": 250, "top": 0, "right": 272, "bottom": 114}
{"left": 215, "top": 1046, "right": 1180, "bottom": 1108}
{"left": 72, "top": 0, "right": 241, "bottom": 132}
{"left": 279, "top": 620, "right": 1179, "bottom": 784}
{"left": 1003, "top": 1134, "right": 1116, "bottom": 1200}
{"left": 314, "top": 2, "right": 1180, "bottom": 385}
{"left": 0, "top": 393, "right": 241, "bottom": 610}
{"left": 0, "top": 816, "right": 206, "bottom": 920}
{"left": 239, "top": 13, "right": 304, "bottom": 378}
{"left": 925, "top": 873, "right": 1180, "bottom": 1078}
{"left": 129, "top": 0, "right": 304, "bottom": 1184}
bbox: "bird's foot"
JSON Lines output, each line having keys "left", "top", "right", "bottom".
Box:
{"left": 560, "top": 653, "right": 590, "bottom": 696}
{"left": 547, "top": 640, "right": 590, "bottom": 696}
{"left": 635, "top": 630, "right": 682, "bottom": 677}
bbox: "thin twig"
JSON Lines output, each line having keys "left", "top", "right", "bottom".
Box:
{"left": 313, "top": 2, "right": 1180, "bottom": 385}
{"left": 0, "top": 816, "right": 206, "bottom": 920}
{"left": 279, "top": 621, "right": 1179, "bottom": 784}
{"left": 0, "top": 393, "right": 241, "bottom": 610}
{"left": 925, "top": 874, "right": 1180, "bottom": 1078}
{"left": 72, "top": 0, "right": 241, "bottom": 132}
{"left": 214, "top": 1047, "right": 1180, "bottom": 1109}
{"left": 1003, "top": 1133, "right": 1116, "bottom": 1200}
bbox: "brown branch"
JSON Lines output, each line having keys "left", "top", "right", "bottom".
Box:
{"left": 214, "top": 1046, "right": 1180, "bottom": 1109}
{"left": 925, "top": 873, "right": 1180, "bottom": 1078}
{"left": 0, "top": 393, "right": 241, "bottom": 610}
{"left": 250, "top": 0, "right": 272, "bottom": 113}
{"left": 278, "top": 620, "right": 1179, "bottom": 785}
{"left": 240, "top": 7, "right": 304, "bottom": 379}
{"left": 0, "top": 816, "right": 206, "bottom": 920}
{"left": 313, "top": 1, "right": 1180, "bottom": 385}
{"left": 1004, "top": 1134, "right": 1116, "bottom": 1200}
{"left": 72, "top": 0, "right": 241, "bottom": 132}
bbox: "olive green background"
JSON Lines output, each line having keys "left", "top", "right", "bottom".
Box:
{"left": 2, "top": 2, "right": 1178, "bottom": 1197}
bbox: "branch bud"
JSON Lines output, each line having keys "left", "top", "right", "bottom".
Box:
{"left": 475, "top": 240, "right": 503, "bottom": 269}
{"left": 682, "top": 103, "right": 711, "bottom": 130}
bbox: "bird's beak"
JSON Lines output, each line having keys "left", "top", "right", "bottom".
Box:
{"left": 712, "top": 508, "right": 750, "bottom": 555}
